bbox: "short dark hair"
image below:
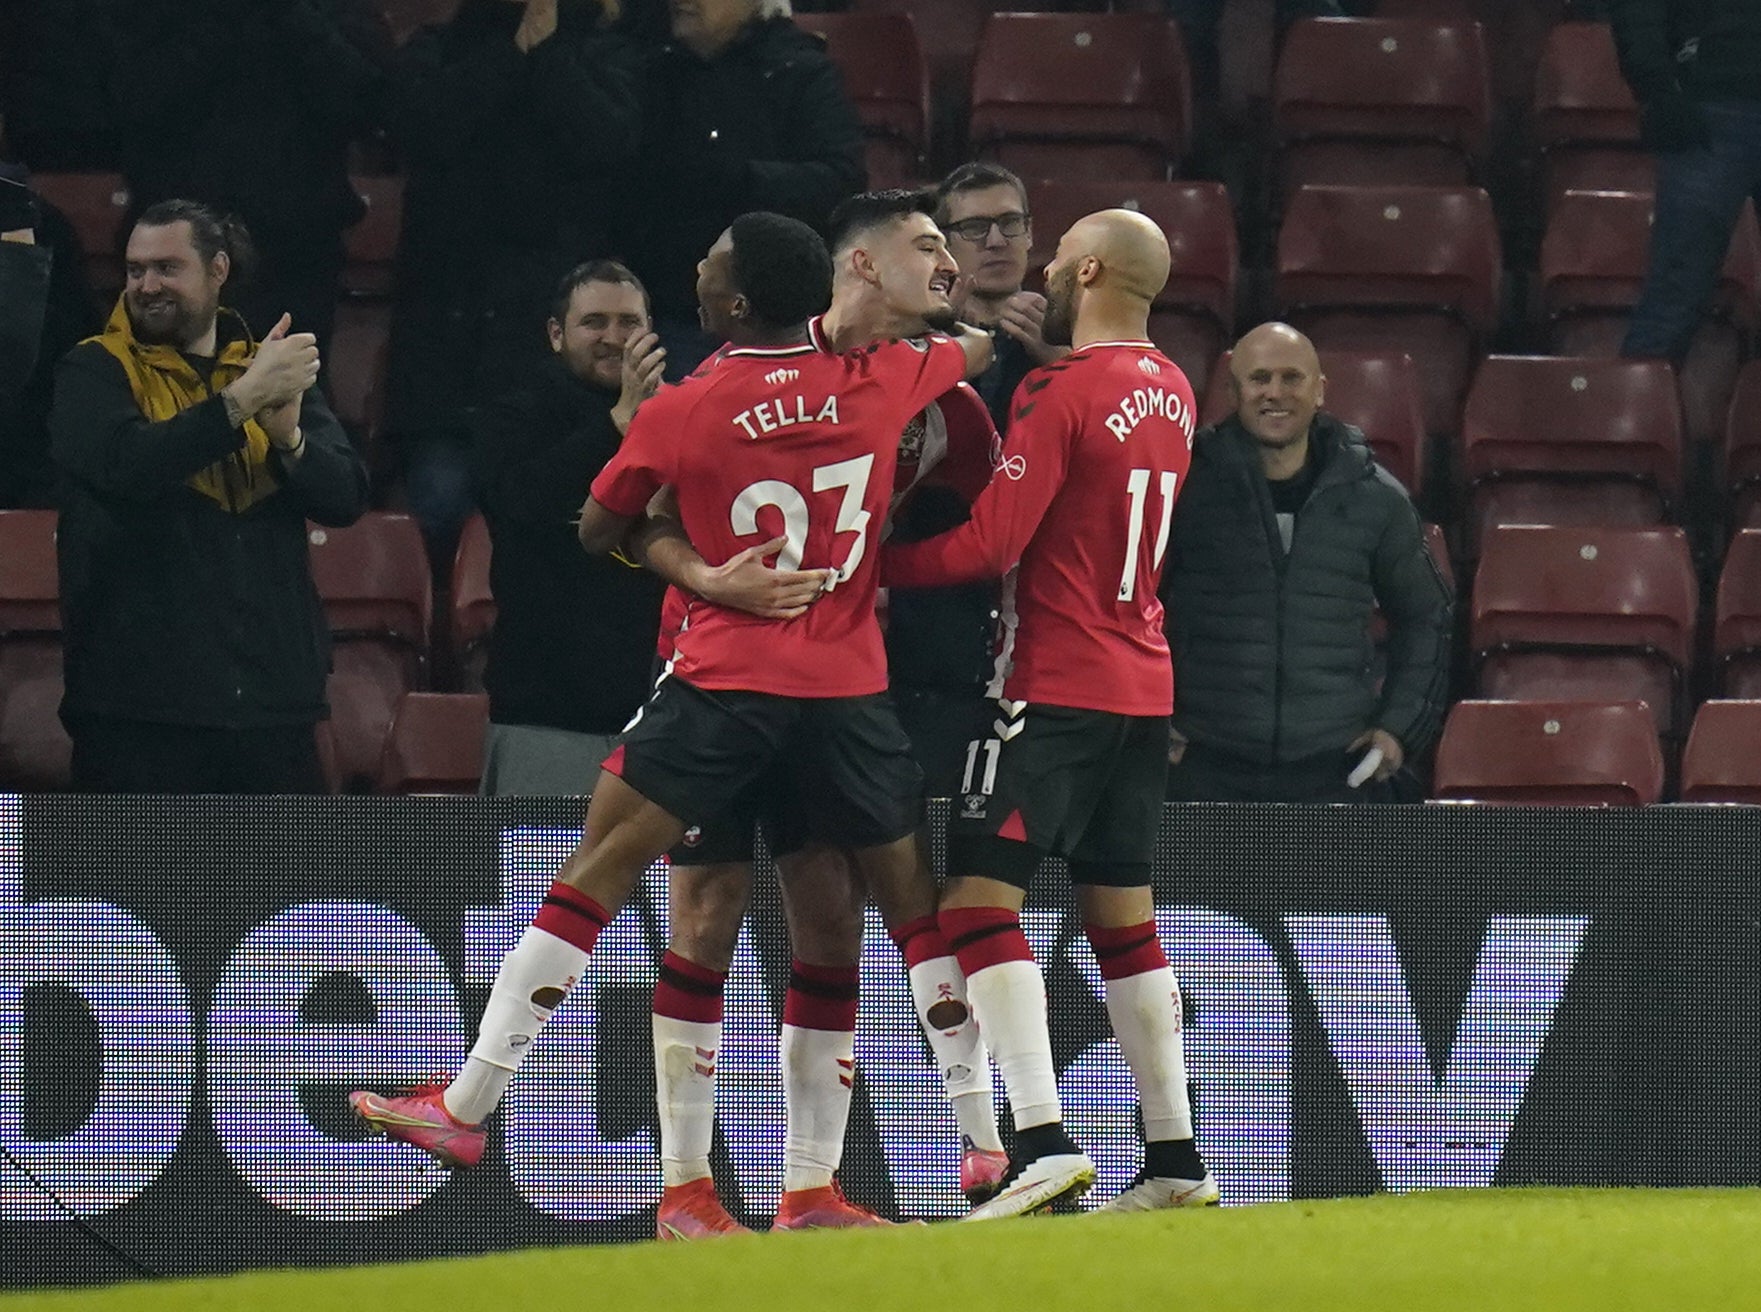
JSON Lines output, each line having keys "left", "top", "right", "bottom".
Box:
{"left": 826, "top": 187, "right": 939, "bottom": 255}
{"left": 933, "top": 162, "right": 1029, "bottom": 226}
{"left": 134, "top": 198, "right": 256, "bottom": 292}
{"left": 728, "top": 211, "right": 832, "bottom": 330}
{"left": 549, "top": 259, "right": 651, "bottom": 324}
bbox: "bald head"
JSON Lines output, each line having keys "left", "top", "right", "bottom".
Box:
{"left": 1040, "top": 208, "right": 1172, "bottom": 346}
{"left": 1229, "top": 321, "right": 1326, "bottom": 455}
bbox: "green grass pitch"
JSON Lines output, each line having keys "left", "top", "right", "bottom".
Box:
{"left": 8, "top": 1188, "right": 1761, "bottom": 1312}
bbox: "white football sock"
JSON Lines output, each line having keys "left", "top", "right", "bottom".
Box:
{"left": 654, "top": 1013, "right": 720, "bottom": 1188}
{"left": 444, "top": 924, "right": 588, "bottom": 1125}
{"left": 1103, "top": 965, "right": 1195, "bottom": 1142}
{"left": 908, "top": 956, "right": 1003, "bottom": 1153}
{"left": 966, "top": 959, "right": 1062, "bottom": 1131}
{"left": 780, "top": 1024, "right": 855, "bottom": 1192}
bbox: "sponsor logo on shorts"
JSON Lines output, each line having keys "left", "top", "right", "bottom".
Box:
{"left": 682, "top": 825, "right": 703, "bottom": 848}
{"left": 962, "top": 794, "right": 987, "bottom": 819}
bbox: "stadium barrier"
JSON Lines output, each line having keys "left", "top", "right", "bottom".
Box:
{"left": 5, "top": 794, "right": 1760, "bottom": 1288}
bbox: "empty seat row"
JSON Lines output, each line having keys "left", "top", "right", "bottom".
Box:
{"left": 1434, "top": 698, "right": 1761, "bottom": 807}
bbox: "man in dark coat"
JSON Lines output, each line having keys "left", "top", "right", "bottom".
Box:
{"left": 1162, "top": 322, "right": 1452, "bottom": 803}
{"left": 469, "top": 259, "right": 668, "bottom": 794}
{"left": 49, "top": 202, "right": 369, "bottom": 792}
{"left": 385, "top": 0, "right": 642, "bottom": 555}
{"left": 627, "top": 0, "right": 865, "bottom": 375}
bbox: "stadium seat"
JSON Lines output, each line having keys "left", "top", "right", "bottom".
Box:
{"left": 1274, "top": 184, "right": 1502, "bottom": 435}
{"left": 1028, "top": 179, "right": 1236, "bottom": 392}
{"left": 1378, "top": 0, "right": 1567, "bottom": 111}
{"left": 1715, "top": 529, "right": 1761, "bottom": 698}
{"left": 1199, "top": 348, "right": 1429, "bottom": 499}
{"left": 29, "top": 171, "right": 130, "bottom": 295}
{"left": 326, "top": 300, "right": 391, "bottom": 462}
{"left": 795, "top": 12, "right": 930, "bottom": 188}
{"left": 1272, "top": 18, "right": 1492, "bottom": 195}
{"left": 1459, "top": 356, "right": 1682, "bottom": 558}
{"left": 1471, "top": 524, "right": 1698, "bottom": 736}
{"left": 340, "top": 173, "right": 402, "bottom": 300}
{"left": 1432, "top": 698, "right": 1664, "bottom": 806}
{"left": 1724, "top": 360, "right": 1761, "bottom": 530}
{"left": 0, "top": 510, "right": 70, "bottom": 790}
{"left": 307, "top": 513, "right": 433, "bottom": 790}
{"left": 1539, "top": 189, "right": 1760, "bottom": 444}
{"left": 374, "top": 692, "right": 489, "bottom": 794}
{"left": 1531, "top": 23, "right": 1649, "bottom": 214}
{"left": 968, "top": 13, "right": 1191, "bottom": 181}
{"left": 449, "top": 513, "right": 496, "bottom": 693}
{"left": 1679, "top": 700, "right": 1761, "bottom": 804}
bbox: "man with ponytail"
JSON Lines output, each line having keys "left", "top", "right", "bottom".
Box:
{"left": 49, "top": 200, "right": 369, "bottom": 792}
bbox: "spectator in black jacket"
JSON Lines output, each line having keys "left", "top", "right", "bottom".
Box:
{"left": 49, "top": 202, "right": 369, "bottom": 792}
{"left": 1609, "top": 0, "right": 1761, "bottom": 363}
{"left": 107, "top": 0, "right": 392, "bottom": 354}
{"left": 385, "top": 0, "right": 641, "bottom": 558}
{"left": 470, "top": 259, "right": 668, "bottom": 794}
{"left": 627, "top": 0, "right": 865, "bottom": 376}
{"left": 1162, "top": 322, "right": 1451, "bottom": 803}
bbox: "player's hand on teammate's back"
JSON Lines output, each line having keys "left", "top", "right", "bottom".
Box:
{"left": 612, "top": 330, "right": 667, "bottom": 434}
{"left": 695, "top": 535, "right": 832, "bottom": 620}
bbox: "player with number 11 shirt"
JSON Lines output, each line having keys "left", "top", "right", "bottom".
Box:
{"left": 882, "top": 209, "right": 1217, "bottom": 1220}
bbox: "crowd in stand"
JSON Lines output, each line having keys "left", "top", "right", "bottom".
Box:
{"left": 1, "top": 0, "right": 1758, "bottom": 803}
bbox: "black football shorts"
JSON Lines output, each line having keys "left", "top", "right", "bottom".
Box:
{"left": 947, "top": 699, "right": 1170, "bottom": 890}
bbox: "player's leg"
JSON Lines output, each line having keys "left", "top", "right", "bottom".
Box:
{"left": 936, "top": 703, "right": 1116, "bottom": 1219}
{"left": 861, "top": 834, "right": 1006, "bottom": 1199}
{"left": 653, "top": 839, "right": 755, "bottom": 1239}
{"left": 349, "top": 768, "right": 684, "bottom": 1164}
{"left": 1070, "top": 713, "right": 1217, "bottom": 1210}
{"left": 770, "top": 841, "right": 885, "bottom": 1229}
{"left": 352, "top": 680, "right": 782, "bottom": 1170}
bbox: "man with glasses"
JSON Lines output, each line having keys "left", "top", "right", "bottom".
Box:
{"left": 933, "top": 163, "right": 1066, "bottom": 432}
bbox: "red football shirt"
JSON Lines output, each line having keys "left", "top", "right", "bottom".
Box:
{"left": 594, "top": 335, "right": 969, "bottom": 697}
{"left": 882, "top": 340, "right": 1195, "bottom": 716}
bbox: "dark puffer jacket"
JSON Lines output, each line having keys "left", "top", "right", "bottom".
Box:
{"left": 1162, "top": 412, "right": 1452, "bottom": 764}
{"left": 1608, "top": 0, "right": 1761, "bottom": 103}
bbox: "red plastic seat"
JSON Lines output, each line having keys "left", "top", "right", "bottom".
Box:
{"left": 1724, "top": 361, "right": 1761, "bottom": 529}
{"left": 1715, "top": 529, "right": 1761, "bottom": 698}
{"left": 1432, "top": 698, "right": 1664, "bottom": 805}
{"left": 375, "top": 691, "right": 489, "bottom": 794}
{"left": 449, "top": 513, "right": 496, "bottom": 692}
{"left": 795, "top": 12, "right": 930, "bottom": 188}
{"left": 1272, "top": 18, "right": 1492, "bottom": 194}
{"left": 0, "top": 511, "right": 69, "bottom": 789}
{"left": 1028, "top": 179, "right": 1236, "bottom": 391}
{"left": 326, "top": 300, "right": 391, "bottom": 460}
{"left": 1540, "top": 189, "right": 1760, "bottom": 444}
{"left": 1275, "top": 184, "right": 1501, "bottom": 436}
{"left": 340, "top": 173, "right": 402, "bottom": 299}
{"left": 968, "top": 13, "right": 1191, "bottom": 181}
{"left": 1680, "top": 700, "right": 1761, "bottom": 803}
{"left": 1532, "top": 23, "right": 1649, "bottom": 214}
{"left": 29, "top": 171, "right": 130, "bottom": 295}
{"left": 1378, "top": 0, "right": 1566, "bottom": 110}
{"left": 1199, "top": 348, "right": 1429, "bottom": 498}
{"left": 1459, "top": 355, "right": 1683, "bottom": 557}
{"left": 307, "top": 513, "right": 433, "bottom": 789}
{"left": 1472, "top": 524, "right": 1698, "bottom": 736}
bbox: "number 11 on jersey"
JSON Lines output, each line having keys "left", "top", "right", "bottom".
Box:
{"left": 1119, "top": 468, "right": 1178, "bottom": 602}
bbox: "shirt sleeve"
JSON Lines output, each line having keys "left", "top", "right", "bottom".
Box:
{"left": 925, "top": 383, "right": 1000, "bottom": 506}
{"left": 882, "top": 384, "right": 1076, "bottom": 589}
{"left": 588, "top": 390, "right": 676, "bottom": 516}
{"left": 871, "top": 335, "right": 972, "bottom": 424}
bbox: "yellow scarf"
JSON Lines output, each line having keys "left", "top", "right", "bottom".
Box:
{"left": 87, "top": 298, "right": 281, "bottom": 513}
